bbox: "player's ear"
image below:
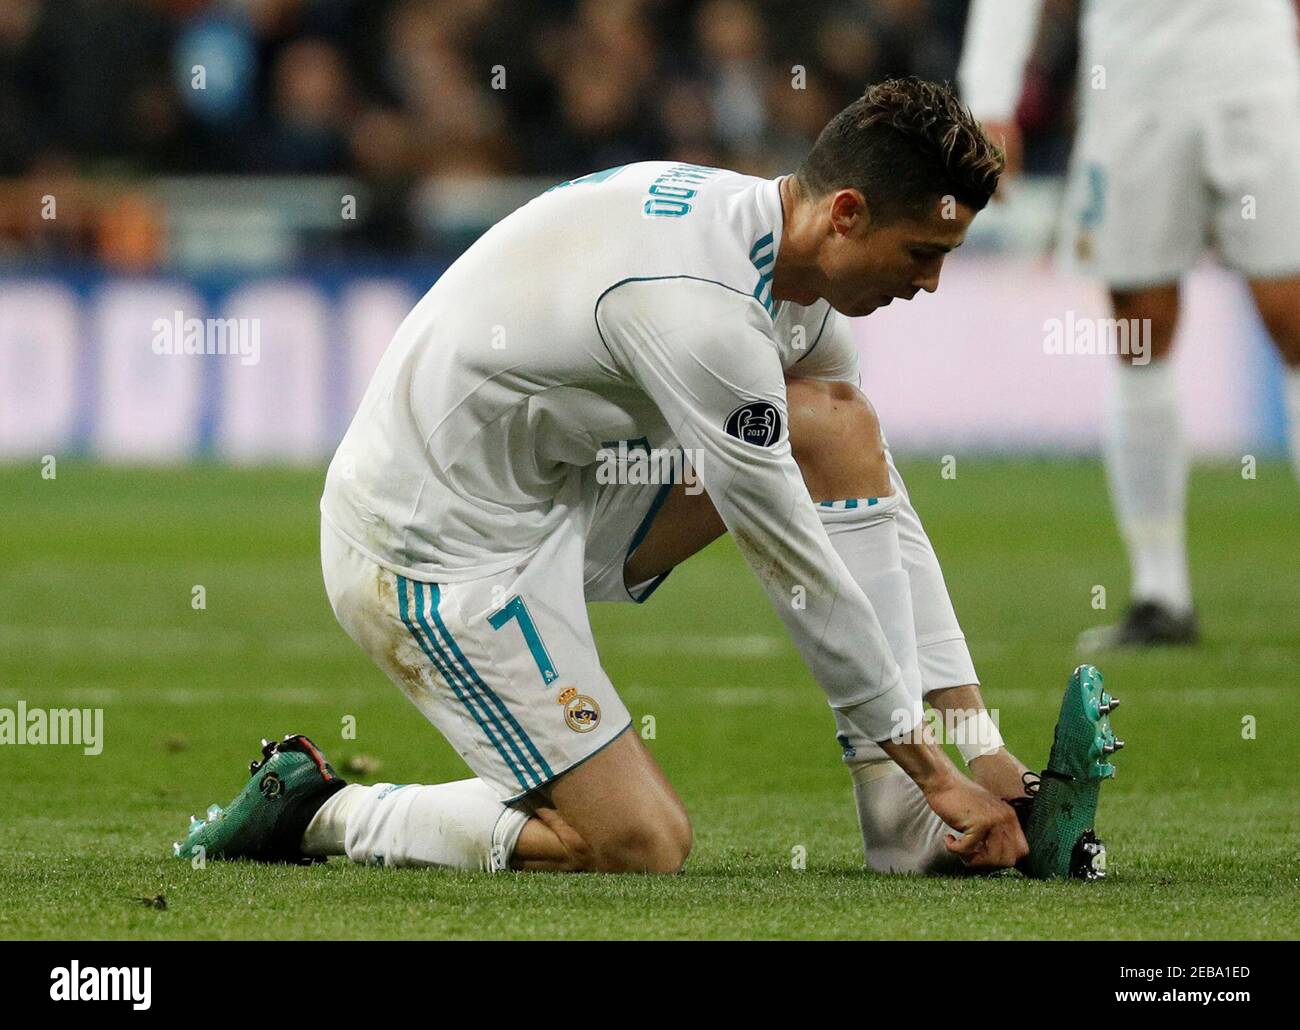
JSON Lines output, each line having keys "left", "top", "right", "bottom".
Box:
{"left": 829, "top": 189, "right": 867, "bottom": 237}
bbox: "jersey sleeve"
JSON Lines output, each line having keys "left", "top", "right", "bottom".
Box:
{"left": 957, "top": 0, "right": 1044, "bottom": 122}
{"left": 784, "top": 303, "right": 861, "bottom": 386}
{"left": 596, "top": 277, "right": 920, "bottom": 743}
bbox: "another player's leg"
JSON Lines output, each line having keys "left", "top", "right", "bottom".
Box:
{"left": 1079, "top": 283, "right": 1199, "bottom": 651}
{"left": 1249, "top": 276, "right": 1300, "bottom": 484}
{"left": 1210, "top": 80, "right": 1300, "bottom": 486}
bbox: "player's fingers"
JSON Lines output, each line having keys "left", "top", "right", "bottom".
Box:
{"left": 943, "top": 833, "right": 978, "bottom": 865}
{"left": 968, "top": 827, "right": 1028, "bottom": 869}
{"left": 976, "top": 834, "right": 1015, "bottom": 868}
{"left": 1010, "top": 822, "right": 1030, "bottom": 862}
{"left": 989, "top": 806, "right": 1029, "bottom": 864}
{"left": 944, "top": 825, "right": 989, "bottom": 858}
{"left": 978, "top": 821, "right": 1029, "bottom": 869}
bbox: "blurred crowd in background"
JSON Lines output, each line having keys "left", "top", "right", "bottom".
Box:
{"left": 0, "top": 0, "right": 1081, "bottom": 265}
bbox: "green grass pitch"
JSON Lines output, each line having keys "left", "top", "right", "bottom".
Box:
{"left": 1, "top": 458, "right": 1296, "bottom": 940}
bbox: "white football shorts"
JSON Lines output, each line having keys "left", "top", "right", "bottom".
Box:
{"left": 1060, "top": 86, "right": 1300, "bottom": 287}
{"left": 321, "top": 448, "right": 680, "bottom": 803}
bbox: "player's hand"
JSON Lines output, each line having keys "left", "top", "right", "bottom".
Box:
{"left": 981, "top": 118, "right": 1023, "bottom": 200}
{"left": 922, "top": 774, "right": 1028, "bottom": 869}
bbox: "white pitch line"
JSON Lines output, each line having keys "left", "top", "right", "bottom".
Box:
{"left": 0, "top": 685, "right": 377, "bottom": 706}
{"left": 0, "top": 624, "right": 345, "bottom": 658}
{"left": 596, "top": 633, "right": 786, "bottom": 658}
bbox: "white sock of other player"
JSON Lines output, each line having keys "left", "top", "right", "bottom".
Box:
{"left": 817, "top": 494, "right": 955, "bottom": 873}
{"left": 1103, "top": 360, "right": 1193, "bottom": 614}
{"left": 1284, "top": 366, "right": 1300, "bottom": 486}
{"left": 301, "top": 778, "right": 530, "bottom": 871}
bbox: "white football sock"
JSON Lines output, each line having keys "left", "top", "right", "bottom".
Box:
{"left": 848, "top": 759, "right": 964, "bottom": 876}
{"left": 301, "top": 782, "right": 365, "bottom": 856}
{"left": 303, "top": 778, "right": 529, "bottom": 871}
{"left": 817, "top": 494, "right": 963, "bottom": 872}
{"left": 817, "top": 494, "right": 922, "bottom": 707}
{"left": 1103, "top": 360, "right": 1193, "bottom": 613}
{"left": 1284, "top": 367, "right": 1300, "bottom": 486}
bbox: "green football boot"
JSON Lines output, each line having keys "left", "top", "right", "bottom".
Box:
{"left": 1013, "top": 664, "right": 1123, "bottom": 880}
{"left": 173, "top": 734, "right": 347, "bottom": 864}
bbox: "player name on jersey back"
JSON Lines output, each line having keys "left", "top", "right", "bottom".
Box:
{"left": 320, "top": 162, "right": 842, "bottom": 581}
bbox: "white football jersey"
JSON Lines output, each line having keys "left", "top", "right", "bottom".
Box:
{"left": 959, "top": 0, "right": 1300, "bottom": 121}
{"left": 323, "top": 162, "right": 916, "bottom": 741}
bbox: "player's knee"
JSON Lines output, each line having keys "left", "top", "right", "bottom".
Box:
{"left": 595, "top": 806, "right": 692, "bottom": 874}
{"left": 1110, "top": 286, "right": 1178, "bottom": 363}
{"left": 786, "top": 377, "right": 890, "bottom": 501}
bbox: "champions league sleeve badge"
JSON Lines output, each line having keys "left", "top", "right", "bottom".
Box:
{"left": 724, "top": 400, "right": 782, "bottom": 448}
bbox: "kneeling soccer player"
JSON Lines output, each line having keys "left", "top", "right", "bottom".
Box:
{"left": 177, "top": 79, "right": 1120, "bottom": 878}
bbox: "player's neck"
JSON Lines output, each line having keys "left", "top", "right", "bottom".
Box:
{"left": 772, "top": 175, "right": 830, "bottom": 307}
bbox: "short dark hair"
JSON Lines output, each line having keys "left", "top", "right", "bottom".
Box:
{"left": 796, "top": 77, "right": 1004, "bottom": 223}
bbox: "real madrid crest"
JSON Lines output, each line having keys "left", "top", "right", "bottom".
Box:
{"left": 557, "top": 686, "right": 601, "bottom": 733}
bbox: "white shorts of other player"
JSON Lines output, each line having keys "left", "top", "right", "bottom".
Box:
{"left": 1060, "top": 85, "right": 1300, "bottom": 287}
